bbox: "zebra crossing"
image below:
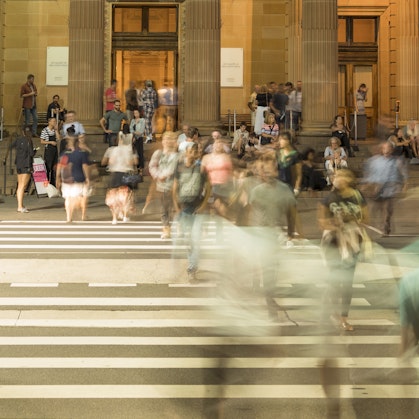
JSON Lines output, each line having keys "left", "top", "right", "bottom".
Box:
{"left": 0, "top": 221, "right": 417, "bottom": 418}
{"left": 0, "top": 281, "right": 416, "bottom": 419}
{"left": 0, "top": 220, "right": 321, "bottom": 285}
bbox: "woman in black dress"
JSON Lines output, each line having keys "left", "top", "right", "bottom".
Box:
{"left": 12, "top": 125, "right": 35, "bottom": 212}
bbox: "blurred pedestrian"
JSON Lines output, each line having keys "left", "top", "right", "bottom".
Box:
{"left": 399, "top": 269, "right": 419, "bottom": 357}
{"left": 102, "top": 124, "right": 138, "bottom": 224}
{"left": 140, "top": 80, "right": 158, "bottom": 143}
{"left": 173, "top": 143, "right": 210, "bottom": 282}
{"left": 362, "top": 140, "right": 408, "bottom": 235}
{"left": 318, "top": 169, "right": 370, "bottom": 331}
{"left": 148, "top": 131, "right": 179, "bottom": 239}
{"left": 129, "top": 108, "right": 145, "bottom": 175}
{"left": 249, "top": 153, "right": 296, "bottom": 321}
{"left": 56, "top": 136, "right": 90, "bottom": 222}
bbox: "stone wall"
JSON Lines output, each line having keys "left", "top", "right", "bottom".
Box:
{"left": 1, "top": 0, "right": 69, "bottom": 131}
{"left": 220, "top": 0, "right": 289, "bottom": 116}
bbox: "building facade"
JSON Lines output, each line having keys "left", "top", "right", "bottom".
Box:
{"left": 0, "top": 0, "right": 418, "bottom": 136}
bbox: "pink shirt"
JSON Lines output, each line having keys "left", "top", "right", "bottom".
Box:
{"left": 105, "top": 87, "right": 117, "bottom": 111}
{"left": 203, "top": 153, "right": 232, "bottom": 185}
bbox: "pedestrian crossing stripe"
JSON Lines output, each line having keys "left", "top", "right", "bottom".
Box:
{"left": 0, "top": 336, "right": 401, "bottom": 345}
{"left": 0, "top": 357, "right": 415, "bottom": 369}
{"left": 0, "top": 320, "right": 395, "bottom": 334}
{"left": 0, "top": 384, "right": 416, "bottom": 399}
{"left": 0, "top": 297, "right": 371, "bottom": 306}
{"left": 10, "top": 283, "right": 59, "bottom": 287}
{"left": 0, "top": 244, "right": 224, "bottom": 250}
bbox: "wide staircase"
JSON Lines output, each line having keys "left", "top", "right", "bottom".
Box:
{"left": 2, "top": 128, "right": 419, "bottom": 199}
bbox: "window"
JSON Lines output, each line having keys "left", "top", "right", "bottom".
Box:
{"left": 338, "top": 17, "right": 377, "bottom": 45}
{"left": 113, "top": 6, "right": 177, "bottom": 34}
{"left": 149, "top": 8, "right": 177, "bottom": 33}
{"left": 353, "top": 19, "right": 376, "bottom": 43}
{"left": 338, "top": 18, "right": 347, "bottom": 44}
{"left": 114, "top": 8, "right": 142, "bottom": 33}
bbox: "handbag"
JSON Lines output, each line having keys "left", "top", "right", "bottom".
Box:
{"left": 121, "top": 172, "right": 143, "bottom": 187}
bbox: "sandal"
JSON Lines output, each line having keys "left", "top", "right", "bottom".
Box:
{"left": 341, "top": 321, "right": 354, "bottom": 331}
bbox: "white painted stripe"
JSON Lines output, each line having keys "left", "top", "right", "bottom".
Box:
{"left": 169, "top": 283, "right": 218, "bottom": 288}
{"left": 0, "top": 298, "right": 224, "bottom": 306}
{"left": 0, "top": 222, "right": 218, "bottom": 229}
{"left": 0, "top": 336, "right": 400, "bottom": 345}
{"left": 316, "top": 284, "right": 366, "bottom": 289}
{"left": 0, "top": 231, "right": 160, "bottom": 235}
{"left": 88, "top": 283, "right": 137, "bottom": 287}
{"left": 0, "top": 244, "right": 225, "bottom": 250}
{"left": 0, "top": 317, "right": 396, "bottom": 328}
{"left": 0, "top": 297, "right": 370, "bottom": 307}
{"left": 0, "top": 238, "right": 196, "bottom": 242}
{"left": 0, "top": 227, "right": 218, "bottom": 233}
{"left": 0, "top": 357, "right": 416, "bottom": 369}
{"left": 0, "top": 385, "right": 416, "bottom": 399}
{"left": 10, "top": 283, "right": 59, "bottom": 288}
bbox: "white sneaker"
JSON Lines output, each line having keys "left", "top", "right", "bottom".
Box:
{"left": 123, "top": 216, "right": 130, "bottom": 223}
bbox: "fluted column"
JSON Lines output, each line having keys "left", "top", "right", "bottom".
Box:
{"left": 68, "top": 0, "right": 104, "bottom": 124}
{"left": 288, "top": 0, "right": 302, "bottom": 83}
{"left": 301, "top": 0, "right": 338, "bottom": 135}
{"left": 398, "top": 0, "right": 419, "bottom": 121}
{"left": 182, "top": 0, "right": 220, "bottom": 130}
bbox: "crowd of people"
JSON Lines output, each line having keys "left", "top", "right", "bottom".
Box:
{"left": 12, "top": 75, "right": 419, "bottom": 350}
{"left": 248, "top": 80, "right": 302, "bottom": 137}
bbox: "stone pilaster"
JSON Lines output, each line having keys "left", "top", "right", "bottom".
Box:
{"left": 301, "top": 0, "right": 338, "bottom": 135}
{"left": 287, "top": 0, "right": 302, "bottom": 83}
{"left": 68, "top": 0, "right": 104, "bottom": 124}
{"left": 397, "top": 0, "right": 419, "bottom": 121}
{"left": 182, "top": 0, "right": 220, "bottom": 131}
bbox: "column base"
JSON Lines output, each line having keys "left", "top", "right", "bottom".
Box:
{"left": 186, "top": 121, "right": 222, "bottom": 136}
{"left": 297, "top": 127, "right": 331, "bottom": 150}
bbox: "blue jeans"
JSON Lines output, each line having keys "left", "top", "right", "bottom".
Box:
{"left": 176, "top": 210, "right": 206, "bottom": 273}
{"left": 24, "top": 107, "right": 38, "bottom": 135}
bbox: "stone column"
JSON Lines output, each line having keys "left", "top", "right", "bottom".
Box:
{"left": 301, "top": 0, "right": 338, "bottom": 136}
{"left": 182, "top": 0, "right": 220, "bottom": 131}
{"left": 68, "top": 0, "right": 104, "bottom": 124}
{"left": 288, "top": 0, "right": 303, "bottom": 83}
{"left": 398, "top": 0, "right": 419, "bottom": 122}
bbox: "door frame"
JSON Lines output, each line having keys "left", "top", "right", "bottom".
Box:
{"left": 338, "top": 63, "right": 378, "bottom": 137}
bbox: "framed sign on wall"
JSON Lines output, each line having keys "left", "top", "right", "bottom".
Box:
{"left": 221, "top": 48, "right": 243, "bottom": 87}
{"left": 46, "top": 47, "right": 69, "bottom": 86}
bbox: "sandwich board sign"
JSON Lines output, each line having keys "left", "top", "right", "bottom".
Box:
{"left": 32, "top": 157, "right": 48, "bottom": 197}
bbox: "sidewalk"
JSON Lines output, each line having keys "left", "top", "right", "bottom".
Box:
{"left": 1, "top": 176, "right": 419, "bottom": 241}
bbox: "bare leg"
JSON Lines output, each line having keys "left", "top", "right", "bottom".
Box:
{"left": 65, "top": 197, "right": 72, "bottom": 222}
{"left": 81, "top": 196, "right": 88, "bottom": 221}
{"left": 16, "top": 173, "right": 30, "bottom": 210}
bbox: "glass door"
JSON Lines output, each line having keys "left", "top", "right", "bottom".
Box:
{"left": 338, "top": 63, "right": 377, "bottom": 136}
{"left": 114, "top": 50, "right": 178, "bottom": 133}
